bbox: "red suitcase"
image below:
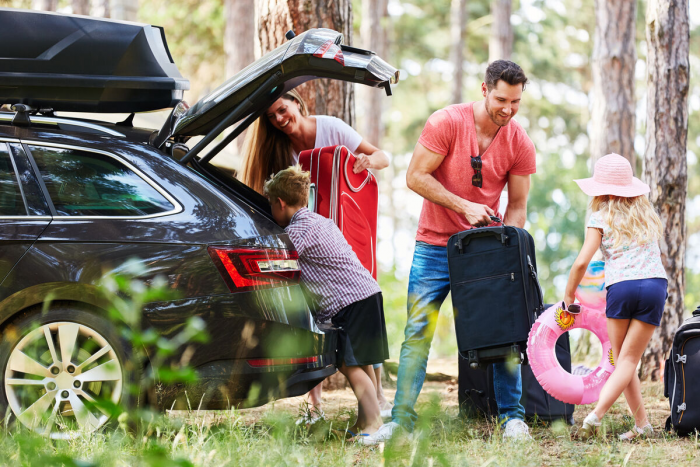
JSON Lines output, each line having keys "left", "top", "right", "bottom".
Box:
{"left": 299, "top": 145, "right": 378, "bottom": 279}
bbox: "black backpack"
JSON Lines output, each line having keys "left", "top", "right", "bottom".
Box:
{"left": 665, "top": 305, "right": 700, "bottom": 436}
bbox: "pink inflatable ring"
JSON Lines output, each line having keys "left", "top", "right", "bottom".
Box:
{"left": 527, "top": 303, "right": 614, "bottom": 405}
{"left": 528, "top": 261, "right": 614, "bottom": 405}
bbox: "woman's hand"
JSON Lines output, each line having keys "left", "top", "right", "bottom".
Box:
{"left": 353, "top": 153, "right": 372, "bottom": 173}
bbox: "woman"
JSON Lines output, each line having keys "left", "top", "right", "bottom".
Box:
{"left": 240, "top": 90, "right": 392, "bottom": 424}
{"left": 240, "top": 90, "right": 389, "bottom": 194}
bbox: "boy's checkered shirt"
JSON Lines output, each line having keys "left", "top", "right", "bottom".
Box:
{"left": 284, "top": 207, "right": 380, "bottom": 323}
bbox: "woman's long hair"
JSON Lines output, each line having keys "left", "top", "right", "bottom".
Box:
{"left": 239, "top": 90, "right": 309, "bottom": 194}
{"left": 590, "top": 195, "right": 664, "bottom": 248}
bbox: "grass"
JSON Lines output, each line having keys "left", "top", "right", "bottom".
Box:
{"left": 1, "top": 364, "right": 698, "bottom": 467}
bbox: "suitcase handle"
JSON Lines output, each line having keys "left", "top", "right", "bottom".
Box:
{"left": 344, "top": 152, "right": 373, "bottom": 192}
{"left": 456, "top": 226, "right": 509, "bottom": 253}
{"left": 455, "top": 216, "right": 507, "bottom": 253}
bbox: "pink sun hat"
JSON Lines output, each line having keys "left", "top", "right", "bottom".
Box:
{"left": 574, "top": 153, "right": 650, "bottom": 197}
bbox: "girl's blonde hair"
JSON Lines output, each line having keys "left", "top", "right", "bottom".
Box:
{"left": 239, "top": 89, "right": 309, "bottom": 194}
{"left": 590, "top": 195, "right": 664, "bottom": 248}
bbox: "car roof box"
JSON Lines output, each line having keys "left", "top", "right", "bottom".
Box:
{"left": 0, "top": 9, "right": 189, "bottom": 113}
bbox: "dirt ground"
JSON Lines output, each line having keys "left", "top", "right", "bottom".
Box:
{"left": 172, "top": 357, "right": 669, "bottom": 431}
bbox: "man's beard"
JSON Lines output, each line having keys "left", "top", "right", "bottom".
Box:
{"left": 485, "top": 99, "right": 512, "bottom": 127}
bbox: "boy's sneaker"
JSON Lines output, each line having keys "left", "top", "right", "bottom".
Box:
{"left": 503, "top": 419, "right": 532, "bottom": 441}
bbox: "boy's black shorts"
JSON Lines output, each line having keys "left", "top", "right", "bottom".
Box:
{"left": 331, "top": 292, "right": 389, "bottom": 367}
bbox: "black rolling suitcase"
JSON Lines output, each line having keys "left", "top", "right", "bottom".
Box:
{"left": 665, "top": 305, "right": 700, "bottom": 436}
{"left": 458, "top": 331, "right": 575, "bottom": 424}
{"left": 447, "top": 219, "right": 544, "bottom": 368}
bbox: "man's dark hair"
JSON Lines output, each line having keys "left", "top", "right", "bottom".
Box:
{"left": 485, "top": 60, "right": 528, "bottom": 91}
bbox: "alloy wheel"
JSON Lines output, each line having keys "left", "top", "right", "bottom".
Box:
{"left": 4, "top": 321, "right": 123, "bottom": 439}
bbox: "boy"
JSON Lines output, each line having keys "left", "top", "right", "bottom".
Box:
{"left": 264, "top": 165, "right": 389, "bottom": 442}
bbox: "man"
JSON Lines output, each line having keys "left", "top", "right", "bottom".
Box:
{"left": 372, "top": 60, "right": 536, "bottom": 443}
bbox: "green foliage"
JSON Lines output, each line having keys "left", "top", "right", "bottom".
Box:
{"left": 138, "top": 0, "right": 226, "bottom": 102}
{"left": 100, "top": 259, "right": 209, "bottom": 390}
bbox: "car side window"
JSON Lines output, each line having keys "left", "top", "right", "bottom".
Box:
{"left": 0, "top": 143, "right": 26, "bottom": 216}
{"left": 28, "top": 145, "right": 175, "bottom": 217}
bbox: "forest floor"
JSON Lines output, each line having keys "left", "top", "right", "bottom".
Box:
{"left": 165, "top": 358, "right": 699, "bottom": 466}
{"left": 2, "top": 359, "right": 698, "bottom": 466}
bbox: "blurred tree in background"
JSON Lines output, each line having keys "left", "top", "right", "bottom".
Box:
{"left": 489, "top": 0, "right": 512, "bottom": 61}
{"left": 590, "top": 0, "right": 637, "bottom": 166}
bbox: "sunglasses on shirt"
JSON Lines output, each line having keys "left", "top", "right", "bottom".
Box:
{"left": 561, "top": 301, "right": 581, "bottom": 314}
{"left": 471, "top": 155, "right": 482, "bottom": 188}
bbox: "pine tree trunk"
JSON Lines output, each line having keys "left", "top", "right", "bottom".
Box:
{"left": 257, "top": 0, "right": 355, "bottom": 125}
{"left": 72, "top": 0, "right": 90, "bottom": 15}
{"left": 640, "top": 0, "right": 689, "bottom": 382}
{"left": 225, "top": 0, "right": 255, "bottom": 153}
{"left": 225, "top": 0, "right": 255, "bottom": 79}
{"left": 359, "top": 0, "right": 388, "bottom": 147}
{"left": 589, "top": 0, "right": 636, "bottom": 167}
{"left": 449, "top": 0, "right": 467, "bottom": 105}
{"left": 489, "top": 0, "right": 512, "bottom": 61}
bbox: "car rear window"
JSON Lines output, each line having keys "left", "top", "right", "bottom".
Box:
{"left": 0, "top": 143, "right": 26, "bottom": 216}
{"left": 28, "top": 145, "right": 175, "bottom": 217}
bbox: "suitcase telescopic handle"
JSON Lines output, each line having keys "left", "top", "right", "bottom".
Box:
{"left": 308, "top": 183, "right": 317, "bottom": 212}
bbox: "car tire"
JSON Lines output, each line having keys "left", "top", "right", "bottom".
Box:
{"left": 0, "top": 305, "right": 135, "bottom": 439}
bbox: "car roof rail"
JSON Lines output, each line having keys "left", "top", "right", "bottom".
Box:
{"left": 0, "top": 110, "right": 125, "bottom": 137}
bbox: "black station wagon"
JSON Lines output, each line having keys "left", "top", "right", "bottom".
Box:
{"left": 0, "top": 8, "right": 398, "bottom": 438}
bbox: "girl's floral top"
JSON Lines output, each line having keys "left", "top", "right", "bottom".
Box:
{"left": 587, "top": 210, "right": 667, "bottom": 287}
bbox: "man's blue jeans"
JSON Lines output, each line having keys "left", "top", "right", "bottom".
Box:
{"left": 391, "top": 241, "right": 525, "bottom": 431}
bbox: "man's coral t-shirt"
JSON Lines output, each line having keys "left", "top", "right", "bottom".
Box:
{"left": 416, "top": 102, "right": 536, "bottom": 247}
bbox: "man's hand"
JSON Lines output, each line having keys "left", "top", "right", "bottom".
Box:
{"left": 460, "top": 200, "right": 494, "bottom": 227}
{"left": 352, "top": 153, "right": 372, "bottom": 173}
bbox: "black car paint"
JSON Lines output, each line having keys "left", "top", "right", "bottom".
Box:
{"left": 0, "top": 123, "right": 334, "bottom": 409}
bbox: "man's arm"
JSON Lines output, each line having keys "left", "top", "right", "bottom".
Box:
{"left": 406, "top": 143, "right": 494, "bottom": 227}
{"left": 503, "top": 173, "right": 530, "bottom": 228}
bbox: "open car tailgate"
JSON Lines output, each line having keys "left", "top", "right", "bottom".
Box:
{"left": 156, "top": 28, "right": 398, "bottom": 147}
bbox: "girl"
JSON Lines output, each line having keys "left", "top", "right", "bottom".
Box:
{"left": 564, "top": 153, "right": 667, "bottom": 440}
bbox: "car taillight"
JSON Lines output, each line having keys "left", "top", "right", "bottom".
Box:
{"left": 247, "top": 356, "right": 319, "bottom": 368}
{"left": 208, "top": 247, "right": 300, "bottom": 292}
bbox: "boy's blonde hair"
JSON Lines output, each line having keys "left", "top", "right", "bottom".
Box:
{"left": 264, "top": 164, "right": 310, "bottom": 207}
{"left": 590, "top": 195, "right": 664, "bottom": 248}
